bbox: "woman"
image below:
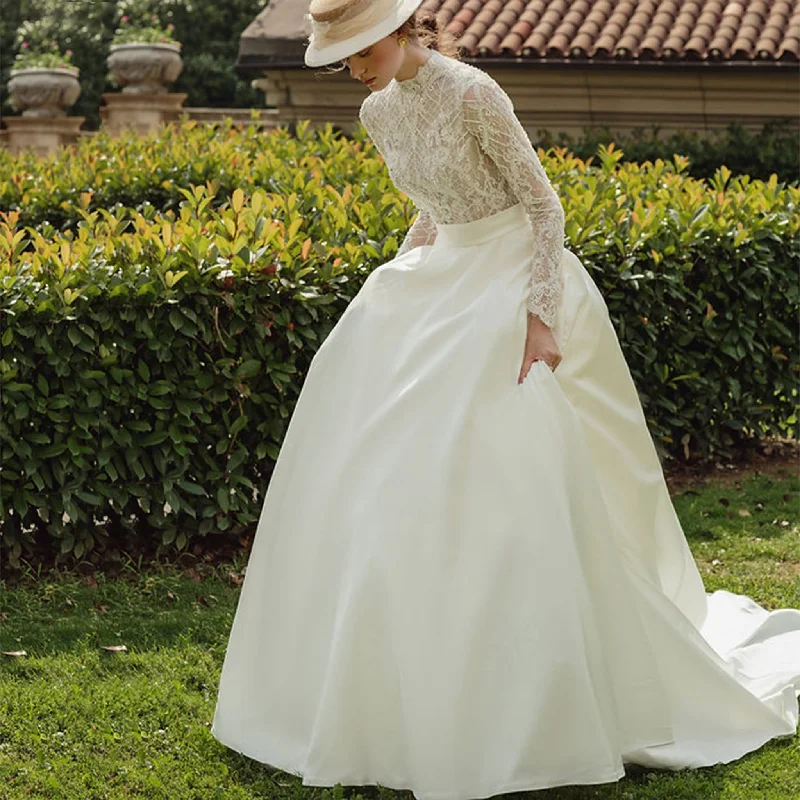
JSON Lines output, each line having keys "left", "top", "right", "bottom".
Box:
{"left": 211, "top": 1, "right": 800, "bottom": 797}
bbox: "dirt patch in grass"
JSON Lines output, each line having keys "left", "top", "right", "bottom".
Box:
{"left": 663, "top": 437, "right": 798, "bottom": 495}
{"left": 697, "top": 557, "right": 800, "bottom": 582}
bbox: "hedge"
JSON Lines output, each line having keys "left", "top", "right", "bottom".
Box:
{"left": 536, "top": 118, "right": 799, "bottom": 186}
{"left": 0, "top": 119, "right": 797, "bottom": 566}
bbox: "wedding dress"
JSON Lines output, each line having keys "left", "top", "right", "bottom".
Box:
{"left": 211, "top": 48, "right": 800, "bottom": 798}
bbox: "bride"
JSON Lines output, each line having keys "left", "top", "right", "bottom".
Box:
{"left": 211, "top": 1, "right": 800, "bottom": 797}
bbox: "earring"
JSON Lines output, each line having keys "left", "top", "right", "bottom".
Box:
{"left": 398, "top": 36, "right": 407, "bottom": 47}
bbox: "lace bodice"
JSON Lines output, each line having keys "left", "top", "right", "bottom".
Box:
{"left": 358, "top": 48, "right": 565, "bottom": 329}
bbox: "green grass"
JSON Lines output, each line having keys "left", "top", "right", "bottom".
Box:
{"left": 1, "top": 471, "right": 798, "bottom": 800}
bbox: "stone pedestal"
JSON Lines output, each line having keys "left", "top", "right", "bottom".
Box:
{"left": 100, "top": 92, "right": 188, "bottom": 137}
{"left": 0, "top": 116, "right": 86, "bottom": 157}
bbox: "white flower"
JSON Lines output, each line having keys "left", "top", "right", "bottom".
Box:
{"left": 62, "top": 511, "right": 70, "bottom": 524}
{"left": 163, "top": 502, "right": 172, "bottom": 515}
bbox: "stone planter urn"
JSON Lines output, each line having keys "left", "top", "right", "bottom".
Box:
{"left": 107, "top": 42, "right": 183, "bottom": 94}
{"left": 7, "top": 67, "right": 81, "bottom": 117}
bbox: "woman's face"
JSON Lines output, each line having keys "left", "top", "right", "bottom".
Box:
{"left": 343, "top": 34, "right": 403, "bottom": 92}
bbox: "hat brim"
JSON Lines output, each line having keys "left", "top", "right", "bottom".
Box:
{"left": 304, "top": 0, "right": 425, "bottom": 67}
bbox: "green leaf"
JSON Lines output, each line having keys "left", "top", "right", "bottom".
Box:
{"left": 141, "top": 431, "right": 169, "bottom": 447}
{"left": 264, "top": 443, "right": 280, "bottom": 460}
{"left": 40, "top": 442, "right": 67, "bottom": 458}
{"left": 177, "top": 480, "right": 207, "bottom": 497}
{"left": 236, "top": 359, "right": 262, "bottom": 378}
{"left": 81, "top": 370, "right": 106, "bottom": 381}
{"left": 217, "top": 486, "right": 230, "bottom": 512}
{"left": 87, "top": 390, "right": 103, "bottom": 408}
{"left": 229, "top": 414, "right": 249, "bottom": 436}
{"left": 13, "top": 489, "right": 29, "bottom": 517}
{"left": 226, "top": 446, "right": 247, "bottom": 473}
{"left": 125, "top": 421, "right": 152, "bottom": 432}
{"left": 76, "top": 490, "right": 102, "bottom": 505}
{"left": 148, "top": 381, "right": 173, "bottom": 396}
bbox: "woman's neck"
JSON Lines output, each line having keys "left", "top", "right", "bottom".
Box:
{"left": 394, "top": 45, "right": 432, "bottom": 83}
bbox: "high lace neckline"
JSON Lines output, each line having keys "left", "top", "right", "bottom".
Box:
{"left": 392, "top": 49, "right": 440, "bottom": 93}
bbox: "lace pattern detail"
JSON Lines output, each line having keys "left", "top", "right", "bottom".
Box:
{"left": 396, "top": 207, "right": 438, "bottom": 256}
{"left": 358, "top": 49, "right": 565, "bottom": 329}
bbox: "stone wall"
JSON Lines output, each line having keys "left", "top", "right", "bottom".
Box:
{"left": 252, "top": 65, "right": 799, "bottom": 139}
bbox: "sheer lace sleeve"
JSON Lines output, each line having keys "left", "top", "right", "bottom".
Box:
{"left": 462, "top": 79, "right": 565, "bottom": 329}
{"left": 396, "top": 206, "right": 438, "bottom": 256}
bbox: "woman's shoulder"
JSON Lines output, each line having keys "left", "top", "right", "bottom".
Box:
{"left": 431, "top": 51, "right": 492, "bottom": 87}
{"left": 359, "top": 93, "right": 374, "bottom": 119}
{"left": 441, "top": 53, "right": 511, "bottom": 105}
{"left": 358, "top": 93, "right": 382, "bottom": 136}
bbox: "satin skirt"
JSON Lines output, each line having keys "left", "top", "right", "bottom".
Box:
{"left": 211, "top": 202, "right": 800, "bottom": 799}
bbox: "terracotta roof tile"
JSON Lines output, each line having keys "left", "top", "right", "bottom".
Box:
{"left": 430, "top": 0, "right": 799, "bottom": 63}
{"left": 776, "top": 8, "right": 800, "bottom": 58}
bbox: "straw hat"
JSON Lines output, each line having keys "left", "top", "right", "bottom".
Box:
{"left": 304, "top": 0, "right": 426, "bottom": 68}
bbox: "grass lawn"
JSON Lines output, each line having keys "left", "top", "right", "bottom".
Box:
{"left": 1, "top": 465, "right": 798, "bottom": 800}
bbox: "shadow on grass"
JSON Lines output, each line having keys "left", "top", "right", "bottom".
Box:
{"left": 1, "top": 572, "right": 239, "bottom": 658}
{"left": 211, "top": 744, "right": 740, "bottom": 800}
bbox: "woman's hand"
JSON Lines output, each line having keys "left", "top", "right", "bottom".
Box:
{"left": 518, "top": 313, "right": 562, "bottom": 383}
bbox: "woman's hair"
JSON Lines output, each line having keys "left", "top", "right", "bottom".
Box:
{"left": 319, "top": 11, "right": 462, "bottom": 75}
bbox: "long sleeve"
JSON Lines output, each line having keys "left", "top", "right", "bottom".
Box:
{"left": 396, "top": 206, "right": 438, "bottom": 256}
{"left": 462, "top": 79, "right": 565, "bottom": 329}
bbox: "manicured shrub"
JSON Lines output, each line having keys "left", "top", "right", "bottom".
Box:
{"left": 1, "top": 120, "right": 796, "bottom": 565}
{"left": 536, "top": 119, "right": 799, "bottom": 185}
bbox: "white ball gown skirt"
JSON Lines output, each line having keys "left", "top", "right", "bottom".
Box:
{"left": 211, "top": 202, "right": 800, "bottom": 798}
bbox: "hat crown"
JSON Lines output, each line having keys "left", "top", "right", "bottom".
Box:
{"left": 308, "top": 0, "right": 368, "bottom": 25}
{"left": 307, "top": 0, "right": 399, "bottom": 48}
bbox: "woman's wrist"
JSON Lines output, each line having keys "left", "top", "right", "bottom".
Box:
{"left": 527, "top": 311, "right": 551, "bottom": 330}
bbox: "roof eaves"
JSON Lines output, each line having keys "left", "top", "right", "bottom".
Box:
{"left": 235, "top": 54, "right": 799, "bottom": 77}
